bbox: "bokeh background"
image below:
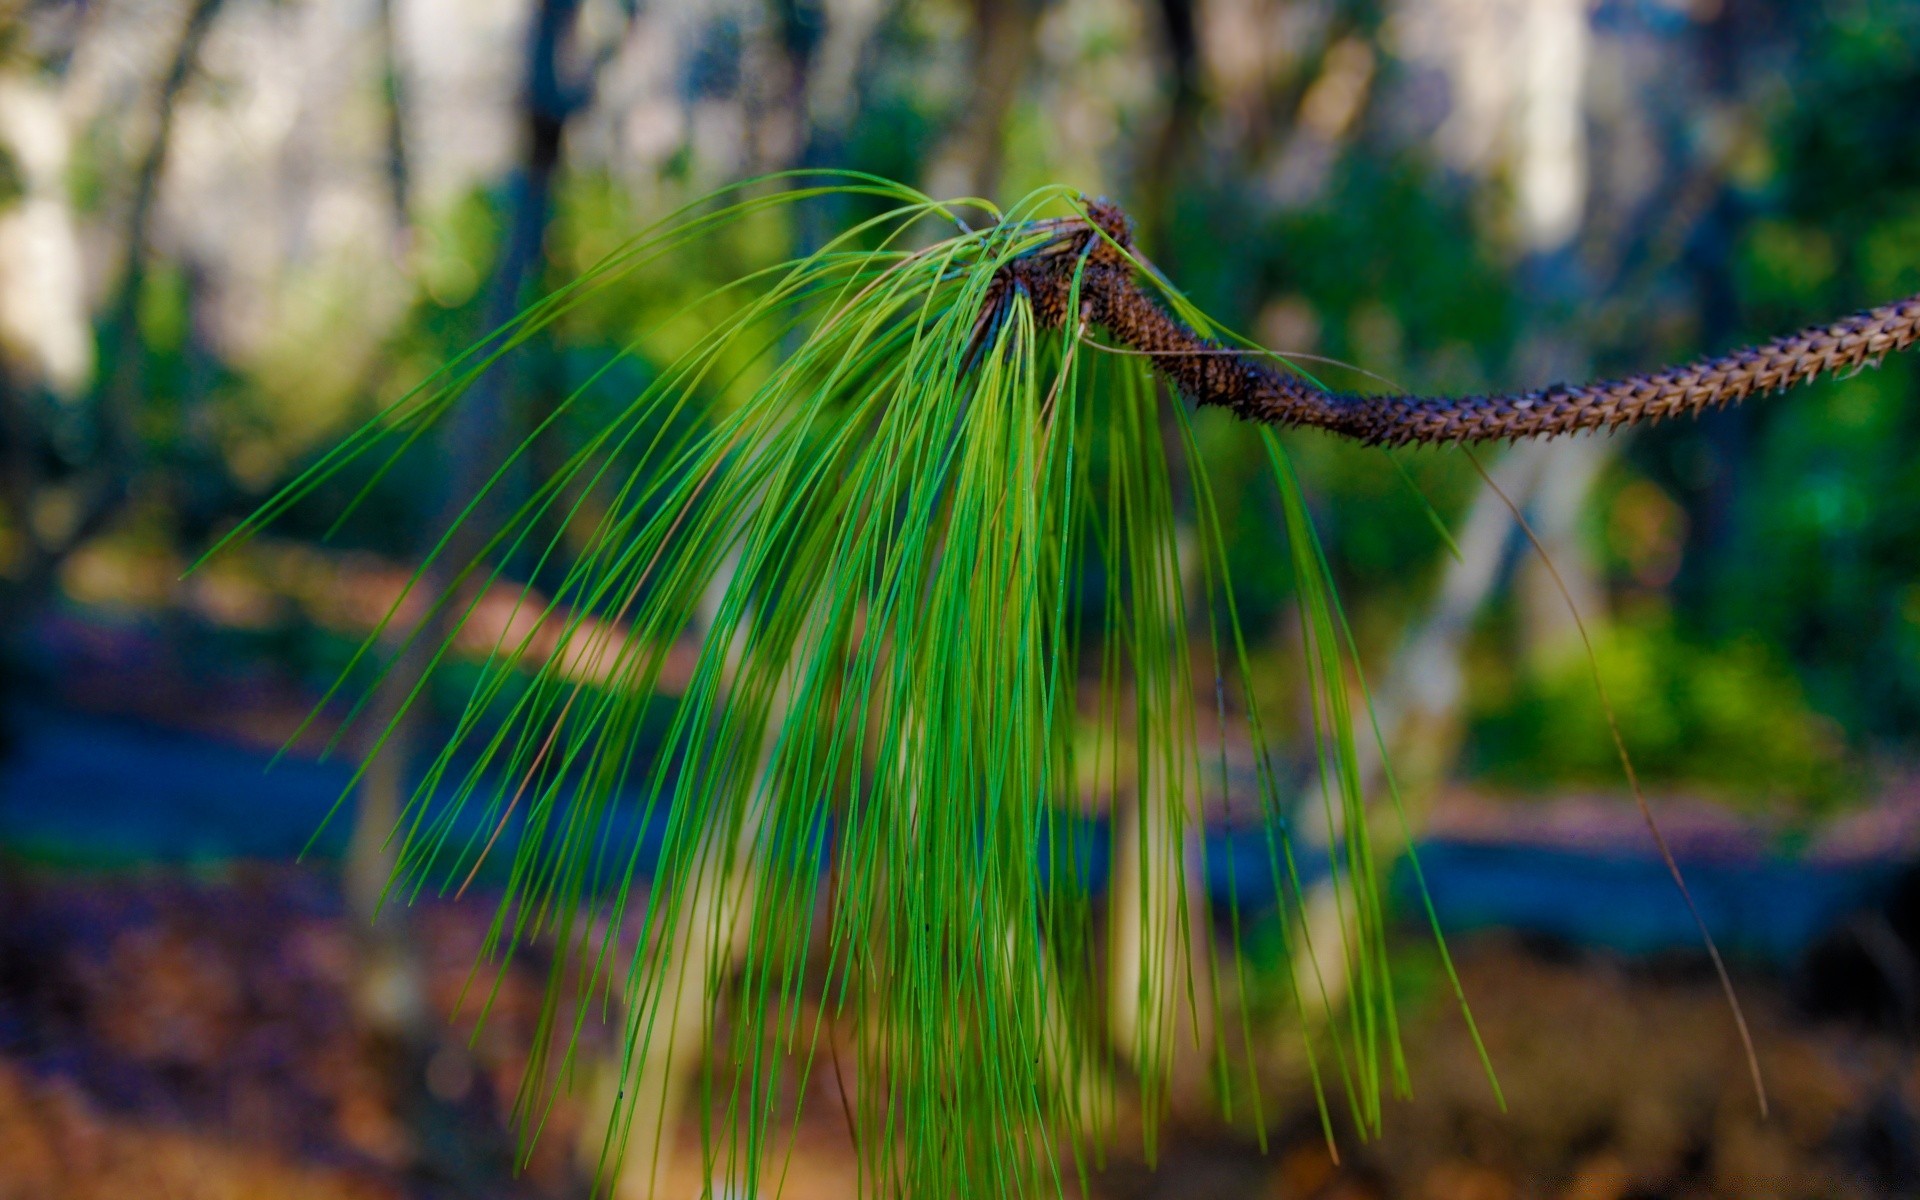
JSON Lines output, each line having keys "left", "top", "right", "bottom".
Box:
{"left": 3, "top": 0, "right": 1920, "bottom": 1196}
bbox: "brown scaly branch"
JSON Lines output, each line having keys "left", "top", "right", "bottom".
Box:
{"left": 981, "top": 199, "right": 1920, "bottom": 446}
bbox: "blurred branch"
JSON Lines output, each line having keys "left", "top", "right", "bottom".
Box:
{"left": 931, "top": 0, "right": 1041, "bottom": 203}
{"left": 374, "top": 0, "right": 412, "bottom": 242}
{"left": 97, "top": 0, "right": 223, "bottom": 480}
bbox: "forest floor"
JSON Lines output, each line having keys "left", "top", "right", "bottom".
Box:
{"left": 3, "top": 602, "right": 1917, "bottom": 1198}
{"left": 0, "top": 861, "right": 1914, "bottom": 1200}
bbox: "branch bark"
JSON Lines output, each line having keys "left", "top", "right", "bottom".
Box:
{"left": 988, "top": 202, "right": 1920, "bottom": 447}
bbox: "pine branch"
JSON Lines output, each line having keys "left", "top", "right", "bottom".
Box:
{"left": 993, "top": 199, "right": 1920, "bottom": 446}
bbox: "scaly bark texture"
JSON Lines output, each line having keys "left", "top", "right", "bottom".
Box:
{"left": 990, "top": 200, "right": 1920, "bottom": 446}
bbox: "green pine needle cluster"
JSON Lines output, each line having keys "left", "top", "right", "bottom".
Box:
{"left": 204, "top": 172, "right": 1478, "bottom": 1197}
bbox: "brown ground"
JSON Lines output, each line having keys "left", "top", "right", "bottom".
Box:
{"left": 0, "top": 866, "right": 1909, "bottom": 1199}
{"left": 1257, "top": 938, "right": 1913, "bottom": 1199}
{"left": 0, "top": 866, "right": 602, "bottom": 1199}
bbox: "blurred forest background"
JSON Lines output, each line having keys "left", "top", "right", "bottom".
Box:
{"left": 2, "top": 0, "right": 1920, "bottom": 1197}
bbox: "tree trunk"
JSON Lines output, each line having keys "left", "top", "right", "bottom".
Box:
{"left": 340, "top": 0, "right": 595, "bottom": 1177}
{"left": 928, "top": 0, "right": 1040, "bottom": 204}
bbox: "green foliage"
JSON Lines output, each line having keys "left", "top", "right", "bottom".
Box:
{"left": 1624, "top": 0, "right": 1920, "bottom": 748}
{"left": 0, "top": 142, "right": 23, "bottom": 212}
{"left": 1466, "top": 613, "right": 1857, "bottom": 814}
{"left": 205, "top": 175, "right": 1467, "bottom": 1196}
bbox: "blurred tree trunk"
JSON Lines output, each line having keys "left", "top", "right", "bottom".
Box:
{"left": 1106, "top": 736, "right": 1217, "bottom": 1127}
{"left": 348, "top": 0, "right": 596, "bottom": 932}
{"left": 582, "top": 558, "right": 769, "bottom": 1199}
{"left": 1281, "top": 0, "right": 1603, "bottom": 1027}
{"left": 929, "top": 0, "right": 1040, "bottom": 204}
{"left": 93, "top": 0, "right": 224, "bottom": 508}
{"left": 343, "top": 0, "right": 603, "bottom": 1182}
{"left": 1670, "top": 6, "right": 1754, "bottom": 634}
{"left": 6, "top": 0, "right": 221, "bottom": 561}
{"left": 1514, "top": 435, "right": 1608, "bottom": 651}
{"left": 1278, "top": 0, "right": 1770, "bottom": 1036}
{"left": 0, "top": 0, "right": 221, "bottom": 731}
{"left": 1285, "top": 445, "right": 1540, "bottom": 1014}
{"left": 571, "top": 23, "right": 921, "bottom": 1185}
{"left": 1136, "top": 0, "right": 1199, "bottom": 250}
{"left": 1503, "top": 0, "right": 1602, "bottom": 660}
{"left": 1105, "top": 518, "right": 1219, "bottom": 1128}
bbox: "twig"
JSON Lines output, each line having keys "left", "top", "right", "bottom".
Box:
{"left": 978, "top": 200, "right": 1920, "bottom": 447}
